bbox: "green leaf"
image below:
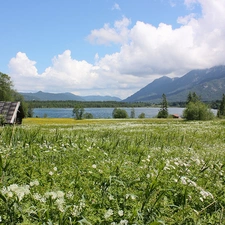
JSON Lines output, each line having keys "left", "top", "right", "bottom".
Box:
{"left": 0, "top": 154, "right": 2, "bottom": 176}
{"left": 0, "top": 192, "right": 7, "bottom": 203}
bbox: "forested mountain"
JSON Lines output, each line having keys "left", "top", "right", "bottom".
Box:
{"left": 124, "top": 65, "right": 225, "bottom": 103}
{"left": 20, "top": 91, "right": 121, "bottom": 101}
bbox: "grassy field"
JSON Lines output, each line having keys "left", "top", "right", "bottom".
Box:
{"left": 0, "top": 118, "right": 225, "bottom": 224}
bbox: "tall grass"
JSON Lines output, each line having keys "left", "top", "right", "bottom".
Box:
{"left": 0, "top": 119, "right": 225, "bottom": 224}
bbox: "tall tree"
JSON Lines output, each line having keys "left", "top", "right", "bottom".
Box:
{"left": 186, "top": 92, "right": 201, "bottom": 104}
{"left": 73, "top": 103, "right": 84, "bottom": 120}
{"left": 0, "top": 72, "right": 13, "bottom": 101}
{"left": 157, "top": 93, "right": 168, "bottom": 118}
{"left": 217, "top": 94, "right": 225, "bottom": 117}
{"left": 0, "top": 72, "right": 28, "bottom": 118}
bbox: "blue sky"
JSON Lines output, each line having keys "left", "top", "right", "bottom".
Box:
{"left": 1, "top": 0, "right": 225, "bottom": 99}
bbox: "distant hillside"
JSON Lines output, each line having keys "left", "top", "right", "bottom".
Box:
{"left": 124, "top": 65, "right": 225, "bottom": 103}
{"left": 20, "top": 91, "right": 84, "bottom": 101}
{"left": 20, "top": 91, "right": 121, "bottom": 102}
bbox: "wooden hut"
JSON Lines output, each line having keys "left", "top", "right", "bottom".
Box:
{"left": 0, "top": 101, "right": 24, "bottom": 125}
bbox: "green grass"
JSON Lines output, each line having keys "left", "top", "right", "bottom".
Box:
{"left": 0, "top": 119, "right": 225, "bottom": 224}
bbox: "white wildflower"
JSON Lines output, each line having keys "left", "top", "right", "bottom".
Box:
{"left": 146, "top": 174, "right": 150, "bottom": 179}
{"left": 109, "top": 194, "right": 114, "bottom": 200}
{"left": 8, "top": 184, "right": 30, "bottom": 201}
{"left": 66, "top": 191, "right": 74, "bottom": 199}
{"left": 180, "top": 176, "right": 187, "bottom": 185}
{"left": 45, "top": 191, "right": 57, "bottom": 199}
{"left": 118, "top": 210, "right": 124, "bottom": 216}
{"left": 104, "top": 208, "right": 113, "bottom": 219}
{"left": 33, "top": 193, "right": 46, "bottom": 202}
{"left": 92, "top": 164, "right": 97, "bottom": 169}
{"left": 119, "top": 219, "right": 128, "bottom": 225}
{"left": 79, "top": 199, "right": 86, "bottom": 208}
{"left": 49, "top": 171, "right": 54, "bottom": 176}
{"left": 56, "top": 198, "right": 65, "bottom": 212}
{"left": 30, "top": 180, "right": 39, "bottom": 187}
{"left": 200, "top": 189, "right": 214, "bottom": 199}
{"left": 53, "top": 167, "right": 58, "bottom": 171}
{"left": 56, "top": 191, "right": 64, "bottom": 198}
{"left": 72, "top": 205, "right": 80, "bottom": 216}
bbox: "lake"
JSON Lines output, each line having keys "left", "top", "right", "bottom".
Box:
{"left": 33, "top": 107, "right": 187, "bottom": 118}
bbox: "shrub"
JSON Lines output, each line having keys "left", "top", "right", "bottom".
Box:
{"left": 138, "top": 112, "right": 145, "bottom": 118}
{"left": 83, "top": 112, "right": 94, "bottom": 119}
{"left": 112, "top": 108, "right": 128, "bottom": 118}
{"left": 183, "top": 101, "right": 214, "bottom": 120}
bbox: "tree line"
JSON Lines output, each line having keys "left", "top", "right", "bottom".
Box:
{"left": 156, "top": 92, "right": 225, "bottom": 120}
{"left": 0, "top": 72, "right": 30, "bottom": 117}
{"left": 27, "top": 100, "right": 154, "bottom": 109}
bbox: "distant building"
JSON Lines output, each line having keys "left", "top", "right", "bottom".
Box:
{"left": 172, "top": 114, "right": 180, "bottom": 119}
{"left": 0, "top": 102, "right": 25, "bottom": 125}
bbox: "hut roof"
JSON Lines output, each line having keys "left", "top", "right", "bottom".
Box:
{"left": 0, "top": 101, "right": 21, "bottom": 124}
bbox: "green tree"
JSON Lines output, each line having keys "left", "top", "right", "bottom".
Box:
{"left": 73, "top": 104, "right": 84, "bottom": 120}
{"left": 0, "top": 72, "right": 13, "bottom": 101}
{"left": 217, "top": 94, "right": 225, "bottom": 118}
{"left": 183, "top": 92, "right": 214, "bottom": 120}
{"left": 157, "top": 93, "right": 168, "bottom": 118}
{"left": 12, "top": 90, "right": 28, "bottom": 118}
{"left": 186, "top": 92, "right": 201, "bottom": 104}
{"left": 0, "top": 72, "right": 27, "bottom": 119}
{"left": 27, "top": 103, "right": 34, "bottom": 118}
{"left": 130, "top": 108, "right": 135, "bottom": 118}
{"left": 112, "top": 108, "right": 128, "bottom": 118}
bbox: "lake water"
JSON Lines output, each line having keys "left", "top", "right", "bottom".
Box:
{"left": 33, "top": 107, "right": 187, "bottom": 118}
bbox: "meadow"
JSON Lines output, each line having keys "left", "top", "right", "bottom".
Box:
{"left": 0, "top": 118, "right": 225, "bottom": 224}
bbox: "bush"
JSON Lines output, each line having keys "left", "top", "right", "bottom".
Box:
{"left": 138, "top": 112, "right": 145, "bottom": 118}
{"left": 157, "top": 109, "right": 168, "bottom": 118}
{"left": 183, "top": 102, "right": 214, "bottom": 120}
{"left": 83, "top": 112, "right": 94, "bottom": 119}
{"left": 112, "top": 108, "right": 128, "bottom": 118}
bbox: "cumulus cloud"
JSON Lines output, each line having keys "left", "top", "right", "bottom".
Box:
{"left": 9, "top": 50, "right": 99, "bottom": 93}
{"left": 8, "top": 50, "right": 133, "bottom": 98}
{"left": 9, "top": 52, "right": 38, "bottom": 77}
{"left": 93, "top": 0, "right": 225, "bottom": 77}
{"left": 87, "top": 17, "right": 131, "bottom": 45}
{"left": 8, "top": 0, "right": 225, "bottom": 99}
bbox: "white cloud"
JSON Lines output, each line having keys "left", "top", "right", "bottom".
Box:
{"left": 112, "top": 3, "right": 121, "bottom": 10}
{"left": 8, "top": 0, "right": 225, "bottom": 99}
{"left": 93, "top": 0, "right": 225, "bottom": 77}
{"left": 87, "top": 17, "right": 131, "bottom": 45}
{"left": 9, "top": 52, "right": 38, "bottom": 77}
{"left": 177, "top": 13, "right": 196, "bottom": 25}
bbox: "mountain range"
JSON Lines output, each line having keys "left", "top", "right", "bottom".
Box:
{"left": 124, "top": 65, "right": 225, "bottom": 103}
{"left": 20, "top": 65, "right": 225, "bottom": 103}
{"left": 20, "top": 91, "right": 122, "bottom": 102}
